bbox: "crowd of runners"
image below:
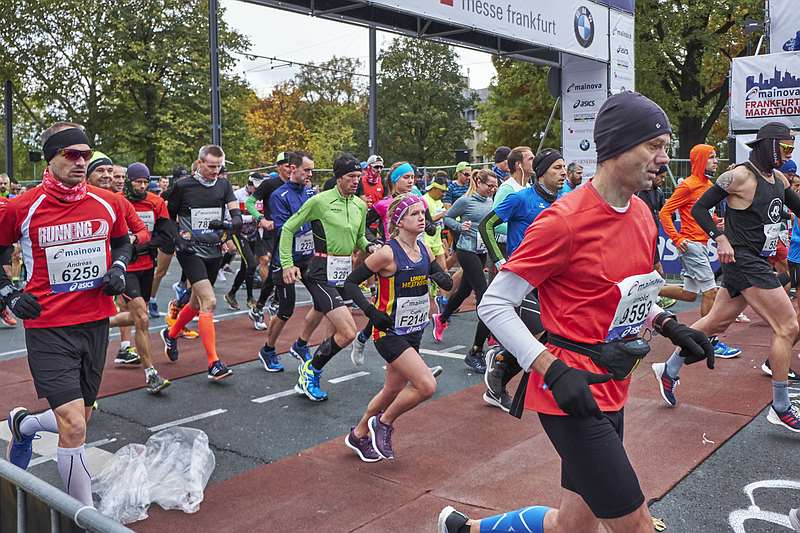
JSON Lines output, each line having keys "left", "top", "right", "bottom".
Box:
{"left": 0, "top": 91, "right": 798, "bottom": 532}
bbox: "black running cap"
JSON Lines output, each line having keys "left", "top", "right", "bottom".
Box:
{"left": 746, "top": 122, "right": 795, "bottom": 147}
{"left": 594, "top": 91, "right": 671, "bottom": 163}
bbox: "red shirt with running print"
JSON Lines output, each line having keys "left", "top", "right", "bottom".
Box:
{"left": 127, "top": 192, "right": 167, "bottom": 272}
{"left": 0, "top": 184, "right": 130, "bottom": 328}
{"left": 503, "top": 181, "right": 658, "bottom": 415}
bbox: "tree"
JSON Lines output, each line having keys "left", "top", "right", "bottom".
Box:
{"left": 636, "top": 0, "right": 763, "bottom": 157}
{"left": 246, "top": 83, "right": 311, "bottom": 165}
{"left": 477, "top": 57, "right": 560, "bottom": 156}
{"left": 377, "top": 38, "right": 474, "bottom": 166}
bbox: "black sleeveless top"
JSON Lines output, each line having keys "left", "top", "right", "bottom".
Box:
{"left": 725, "top": 162, "right": 785, "bottom": 257}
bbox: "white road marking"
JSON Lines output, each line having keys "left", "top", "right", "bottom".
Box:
{"left": 251, "top": 389, "right": 298, "bottom": 404}
{"left": 441, "top": 345, "right": 465, "bottom": 353}
{"left": 419, "top": 348, "right": 465, "bottom": 360}
{"left": 27, "top": 438, "right": 117, "bottom": 467}
{"left": 328, "top": 371, "right": 370, "bottom": 384}
{"left": 148, "top": 409, "right": 227, "bottom": 432}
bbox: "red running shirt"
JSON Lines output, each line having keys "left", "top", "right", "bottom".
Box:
{"left": 503, "top": 181, "right": 658, "bottom": 414}
{"left": 128, "top": 192, "right": 168, "bottom": 272}
{"left": 0, "top": 184, "right": 129, "bottom": 328}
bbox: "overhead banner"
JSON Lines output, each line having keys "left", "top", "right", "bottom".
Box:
{"left": 769, "top": 0, "right": 800, "bottom": 52}
{"left": 730, "top": 52, "right": 800, "bottom": 130}
{"left": 609, "top": 10, "right": 635, "bottom": 93}
{"left": 561, "top": 55, "right": 608, "bottom": 178}
{"left": 368, "top": 0, "right": 610, "bottom": 62}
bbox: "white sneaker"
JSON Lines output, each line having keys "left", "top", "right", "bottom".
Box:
{"left": 789, "top": 508, "right": 800, "bottom": 532}
{"left": 735, "top": 312, "right": 751, "bottom": 323}
{"left": 351, "top": 335, "right": 366, "bottom": 366}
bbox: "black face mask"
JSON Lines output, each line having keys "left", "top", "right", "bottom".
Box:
{"left": 749, "top": 139, "right": 784, "bottom": 174}
{"left": 124, "top": 180, "right": 147, "bottom": 202}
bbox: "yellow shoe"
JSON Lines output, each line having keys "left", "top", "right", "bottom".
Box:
{"left": 180, "top": 328, "right": 199, "bottom": 339}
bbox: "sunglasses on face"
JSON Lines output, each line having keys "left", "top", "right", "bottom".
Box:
{"left": 780, "top": 143, "right": 795, "bottom": 155}
{"left": 58, "top": 148, "right": 94, "bottom": 162}
{"left": 372, "top": 165, "right": 384, "bottom": 170}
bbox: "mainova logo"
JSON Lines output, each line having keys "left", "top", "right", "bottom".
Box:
{"left": 574, "top": 6, "right": 594, "bottom": 48}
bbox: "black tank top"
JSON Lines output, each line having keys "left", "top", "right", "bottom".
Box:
{"left": 725, "top": 162, "right": 785, "bottom": 257}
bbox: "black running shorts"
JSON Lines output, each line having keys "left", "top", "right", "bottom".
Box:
{"left": 305, "top": 278, "right": 346, "bottom": 314}
{"left": 124, "top": 268, "right": 155, "bottom": 302}
{"left": 374, "top": 331, "right": 423, "bottom": 364}
{"left": 722, "top": 247, "right": 783, "bottom": 298}
{"left": 176, "top": 253, "right": 223, "bottom": 286}
{"left": 538, "top": 409, "right": 644, "bottom": 519}
{"left": 788, "top": 260, "right": 800, "bottom": 291}
{"left": 25, "top": 319, "right": 110, "bottom": 409}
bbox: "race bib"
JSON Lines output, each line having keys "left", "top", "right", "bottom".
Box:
{"left": 761, "top": 223, "right": 781, "bottom": 256}
{"left": 394, "top": 294, "right": 430, "bottom": 334}
{"left": 138, "top": 211, "right": 155, "bottom": 232}
{"left": 45, "top": 240, "right": 107, "bottom": 293}
{"left": 475, "top": 232, "right": 486, "bottom": 253}
{"left": 190, "top": 207, "right": 222, "bottom": 231}
{"left": 606, "top": 271, "right": 664, "bottom": 342}
{"left": 294, "top": 231, "right": 314, "bottom": 255}
{"left": 326, "top": 255, "right": 351, "bottom": 287}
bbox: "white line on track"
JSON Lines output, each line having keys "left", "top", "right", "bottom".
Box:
{"left": 441, "top": 345, "right": 465, "bottom": 353}
{"left": 419, "top": 348, "right": 466, "bottom": 360}
{"left": 251, "top": 389, "right": 298, "bottom": 404}
{"left": 328, "top": 371, "right": 370, "bottom": 384}
{"left": 148, "top": 408, "right": 227, "bottom": 432}
{"left": 27, "top": 438, "right": 118, "bottom": 467}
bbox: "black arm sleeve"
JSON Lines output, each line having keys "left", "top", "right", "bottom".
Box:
{"left": 149, "top": 217, "right": 177, "bottom": 250}
{"left": 429, "top": 260, "right": 453, "bottom": 291}
{"left": 343, "top": 263, "right": 378, "bottom": 314}
{"left": 365, "top": 207, "right": 382, "bottom": 244}
{"left": 110, "top": 236, "right": 134, "bottom": 269}
{"left": 690, "top": 184, "right": 729, "bottom": 240}
{"left": 785, "top": 187, "right": 800, "bottom": 219}
{"left": 0, "top": 246, "right": 13, "bottom": 290}
{"left": 166, "top": 183, "right": 181, "bottom": 221}
{"left": 424, "top": 209, "right": 436, "bottom": 236}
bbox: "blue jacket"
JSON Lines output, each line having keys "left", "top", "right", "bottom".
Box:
{"left": 270, "top": 181, "right": 315, "bottom": 265}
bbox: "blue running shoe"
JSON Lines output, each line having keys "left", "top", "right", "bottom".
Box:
{"left": 6, "top": 408, "right": 35, "bottom": 470}
{"left": 290, "top": 340, "right": 312, "bottom": 363}
{"left": 258, "top": 347, "right": 284, "bottom": 373}
{"left": 713, "top": 339, "right": 741, "bottom": 359}
{"left": 295, "top": 360, "right": 328, "bottom": 401}
{"left": 160, "top": 327, "right": 179, "bottom": 361}
{"left": 147, "top": 300, "right": 160, "bottom": 319}
{"left": 652, "top": 362, "right": 679, "bottom": 407}
{"left": 435, "top": 295, "right": 448, "bottom": 316}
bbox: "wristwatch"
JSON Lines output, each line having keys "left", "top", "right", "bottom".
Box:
{"left": 652, "top": 311, "right": 677, "bottom": 335}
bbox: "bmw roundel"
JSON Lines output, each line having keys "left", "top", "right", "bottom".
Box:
{"left": 574, "top": 6, "right": 594, "bottom": 48}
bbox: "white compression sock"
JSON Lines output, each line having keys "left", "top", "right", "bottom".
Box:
{"left": 120, "top": 340, "right": 131, "bottom": 350}
{"left": 57, "top": 446, "right": 93, "bottom": 506}
{"left": 19, "top": 409, "right": 59, "bottom": 435}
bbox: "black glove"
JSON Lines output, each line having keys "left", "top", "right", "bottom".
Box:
{"left": 2, "top": 289, "right": 41, "bottom": 319}
{"left": 367, "top": 307, "right": 393, "bottom": 332}
{"left": 430, "top": 271, "right": 453, "bottom": 291}
{"left": 102, "top": 265, "right": 126, "bottom": 295}
{"left": 425, "top": 222, "right": 437, "bottom": 236}
{"left": 543, "top": 358, "right": 612, "bottom": 418}
{"left": 208, "top": 219, "right": 225, "bottom": 230}
{"left": 661, "top": 319, "right": 715, "bottom": 369}
{"left": 230, "top": 212, "right": 243, "bottom": 232}
{"left": 174, "top": 236, "right": 195, "bottom": 255}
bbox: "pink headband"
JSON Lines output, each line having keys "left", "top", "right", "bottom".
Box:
{"left": 391, "top": 195, "right": 424, "bottom": 227}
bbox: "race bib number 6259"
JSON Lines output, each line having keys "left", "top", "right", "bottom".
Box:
{"left": 45, "top": 240, "right": 107, "bottom": 293}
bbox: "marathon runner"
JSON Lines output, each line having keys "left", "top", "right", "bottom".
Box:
{"left": 0, "top": 194, "right": 16, "bottom": 327}
{"left": 478, "top": 147, "right": 565, "bottom": 411}
{"left": 2, "top": 122, "right": 133, "bottom": 505}
{"left": 279, "top": 153, "right": 377, "bottom": 401}
{"left": 422, "top": 174, "right": 449, "bottom": 311}
{"left": 432, "top": 168, "right": 498, "bottom": 373}
{"left": 160, "top": 144, "right": 240, "bottom": 381}
{"left": 357, "top": 154, "right": 386, "bottom": 208}
{"left": 343, "top": 194, "right": 452, "bottom": 462}
{"left": 491, "top": 146, "right": 511, "bottom": 182}
{"left": 654, "top": 122, "right": 800, "bottom": 432}
{"left": 256, "top": 151, "right": 320, "bottom": 372}
{"left": 439, "top": 91, "right": 713, "bottom": 533}
{"left": 560, "top": 162, "right": 584, "bottom": 194}
{"left": 657, "top": 144, "right": 741, "bottom": 358}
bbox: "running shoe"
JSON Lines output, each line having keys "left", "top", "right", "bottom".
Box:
{"left": 172, "top": 281, "right": 188, "bottom": 303}
{"left": 435, "top": 295, "right": 448, "bottom": 316}
{"left": 6, "top": 407, "right": 35, "bottom": 470}
{"left": 368, "top": 414, "right": 395, "bottom": 459}
{"left": 766, "top": 404, "right": 800, "bottom": 432}
{"left": 657, "top": 296, "right": 677, "bottom": 310}
{"left": 290, "top": 340, "right": 312, "bottom": 363}
{"left": 487, "top": 336, "right": 498, "bottom": 347}
{"left": 295, "top": 360, "right": 327, "bottom": 401}
{"left": 431, "top": 313, "right": 448, "bottom": 343}
{"left": 265, "top": 294, "right": 279, "bottom": 319}
{"left": 761, "top": 359, "right": 799, "bottom": 380}
{"left": 652, "top": 362, "right": 679, "bottom": 407}
{"left": 224, "top": 291, "right": 240, "bottom": 311}
{"left": 344, "top": 428, "right": 382, "bottom": 463}
{"left": 713, "top": 339, "right": 741, "bottom": 359}
{"left": 351, "top": 331, "right": 368, "bottom": 366}
{"left": 160, "top": 328, "right": 179, "bottom": 362}
{"left": 484, "top": 348, "right": 510, "bottom": 411}
{"left": 217, "top": 269, "right": 227, "bottom": 282}
{"left": 790, "top": 508, "right": 800, "bottom": 531}
{"left": 248, "top": 307, "right": 268, "bottom": 331}
{"left": 1, "top": 307, "right": 18, "bottom": 327}
{"left": 464, "top": 349, "right": 486, "bottom": 373}
{"left": 258, "top": 346, "right": 284, "bottom": 373}
{"left": 438, "top": 506, "right": 471, "bottom": 533}
{"left": 735, "top": 312, "right": 751, "bottom": 323}
{"left": 147, "top": 300, "right": 160, "bottom": 319}
{"left": 429, "top": 365, "right": 444, "bottom": 378}
{"left": 483, "top": 389, "right": 512, "bottom": 412}
{"left": 145, "top": 371, "right": 171, "bottom": 394}
{"left": 179, "top": 327, "right": 199, "bottom": 339}
{"left": 114, "top": 346, "right": 141, "bottom": 365}
{"left": 247, "top": 298, "right": 258, "bottom": 310}
{"left": 208, "top": 360, "right": 233, "bottom": 381}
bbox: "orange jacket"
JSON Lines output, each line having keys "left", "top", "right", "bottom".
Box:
{"left": 659, "top": 144, "right": 715, "bottom": 246}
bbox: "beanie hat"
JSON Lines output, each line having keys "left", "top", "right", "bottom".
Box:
{"left": 87, "top": 151, "right": 113, "bottom": 177}
{"left": 494, "top": 146, "right": 511, "bottom": 163}
{"left": 333, "top": 155, "right": 361, "bottom": 178}
{"left": 781, "top": 159, "right": 797, "bottom": 174}
{"left": 594, "top": 91, "right": 672, "bottom": 163}
{"left": 127, "top": 162, "right": 150, "bottom": 181}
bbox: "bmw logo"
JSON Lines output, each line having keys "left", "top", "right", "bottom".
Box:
{"left": 579, "top": 139, "right": 591, "bottom": 151}
{"left": 574, "top": 6, "right": 594, "bottom": 48}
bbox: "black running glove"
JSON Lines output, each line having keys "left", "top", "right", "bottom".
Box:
{"left": 208, "top": 219, "right": 225, "bottom": 230}
{"left": 174, "top": 236, "right": 195, "bottom": 255}
{"left": 543, "top": 359, "right": 612, "bottom": 418}
{"left": 367, "top": 307, "right": 394, "bottom": 332}
{"left": 2, "top": 289, "right": 41, "bottom": 319}
{"left": 661, "top": 319, "right": 715, "bottom": 369}
{"left": 430, "top": 271, "right": 453, "bottom": 291}
{"left": 102, "top": 265, "right": 126, "bottom": 295}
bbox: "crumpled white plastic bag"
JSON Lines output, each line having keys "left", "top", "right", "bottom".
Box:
{"left": 93, "top": 427, "right": 215, "bottom": 524}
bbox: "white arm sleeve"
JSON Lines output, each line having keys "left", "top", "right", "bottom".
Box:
{"left": 644, "top": 302, "right": 665, "bottom": 331}
{"left": 477, "top": 270, "right": 547, "bottom": 371}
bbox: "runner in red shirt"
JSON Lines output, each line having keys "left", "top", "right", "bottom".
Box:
{"left": 438, "top": 93, "right": 713, "bottom": 533}
{"left": 0, "top": 122, "right": 133, "bottom": 506}
{"left": 0, "top": 195, "right": 16, "bottom": 327}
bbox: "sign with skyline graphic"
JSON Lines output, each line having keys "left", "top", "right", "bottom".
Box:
{"left": 731, "top": 52, "right": 800, "bottom": 130}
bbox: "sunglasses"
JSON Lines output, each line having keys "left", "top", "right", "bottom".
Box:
{"left": 479, "top": 181, "right": 497, "bottom": 190}
{"left": 58, "top": 148, "right": 94, "bottom": 162}
{"left": 372, "top": 165, "right": 384, "bottom": 170}
{"left": 780, "top": 142, "right": 794, "bottom": 155}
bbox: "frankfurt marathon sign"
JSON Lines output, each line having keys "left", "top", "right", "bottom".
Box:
{"left": 730, "top": 52, "right": 800, "bottom": 130}
{"left": 368, "top": 0, "right": 610, "bottom": 62}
